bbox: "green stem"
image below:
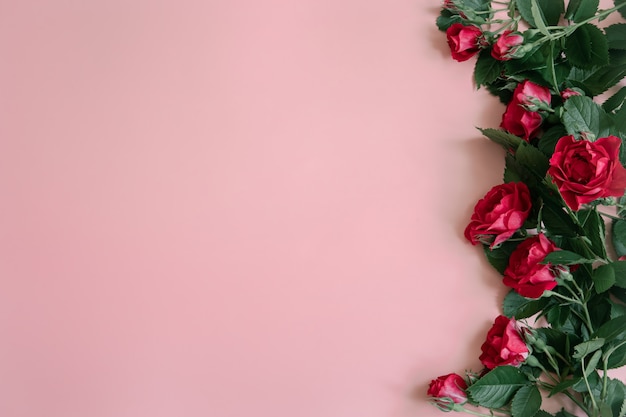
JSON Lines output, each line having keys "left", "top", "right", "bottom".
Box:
{"left": 581, "top": 356, "right": 600, "bottom": 415}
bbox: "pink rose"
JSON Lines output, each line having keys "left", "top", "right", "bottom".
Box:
{"left": 479, "top": 315, "right": 529, "bottom": 370}
{"left": 560, "top": 88, "right": 581, "bottom": 100}
{"left": 464, "top": 182, "right": 532, "bottom": 248}
{"left": 446, "top": 23, "right": 483, "bottom": 62}
{"left": 503, "top": 234, "right": 559, "bottom": 298}
{"left": 501, "top": 80, "right": 551, "bottom": 141}
{"left": 427, "top": 373, "right": 468, "bottom": 406}
{"left": 548, "top": 135, "right": 626, "bottom": 210}
{"left": 491, "top": 31, "right": 524, "bottom": 61}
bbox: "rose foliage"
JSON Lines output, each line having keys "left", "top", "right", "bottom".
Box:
{"left": 430, "top": 1, "right": 626, "bottom": 417}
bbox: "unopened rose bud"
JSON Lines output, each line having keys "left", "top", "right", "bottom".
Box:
{"left": 561, "top": 88, "right": 582, "bottom": 100}
{"left": 509, "top": 43, "right": 535, "bottom": 59}
{"left": 525, "top": 355, "right": 541, "bottom": 367}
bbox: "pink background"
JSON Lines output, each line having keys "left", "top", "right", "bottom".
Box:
{"left": 0, "top": 1, "right": 622, "bottom": 416}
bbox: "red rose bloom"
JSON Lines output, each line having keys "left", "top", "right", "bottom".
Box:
{"left": 548, "top": 135, "right": 626, "bottom": 211}
{"left": 427, "top": 373, "right": 468, "bottom": 405}
{"left": 464, "top": 182, "right": 532, "bottom": 248}
{"left": 491, "top": 31, "right": 524, "bottom": 61}
{"left": 501, "top": 80, "right": 551, "bottom": 140}
{"left": 446, "top": 23, "right": 483, "bottom": 62}
{"left": 503, "top": 234, "right": 559, "bottom": 298}
{"left": 479, "top": 315, "right": 529, "bottom": 370}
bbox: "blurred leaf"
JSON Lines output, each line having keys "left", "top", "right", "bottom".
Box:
{"left": 565, "top": 0, "right": 599, "bottom": 22}
{"left": 517, "top": 0, "right": 564, "bottom": 27}
{"left": 475, "top": 49, "right": 503, "bottom": 87}
{"left": 503, "top": 290, "right": 548, "bottom": 319}
{"left": 602, "top": 86, "right": 626, "bottom": 113}
{"left": 542, "top": 250, "right": 595, "bottom": 265}
{"left": 573, "top": 338, "right": 605, "bottom": 359}
{"left": 605, "top": 24, "right": 626, "bottom": 50}
{"left": 593, "top": 264, "right": 616, "bottom": 293}
{"left": 565, "top": 24, "right": 609, "bottom": 69}
{"left": 511, "top": 385, "right": 542, "bottom": 417}
{"left": 466, "top": 366, "right": 528, "bottom": 408}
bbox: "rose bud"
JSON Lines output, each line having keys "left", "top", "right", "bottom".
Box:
{"left": 446, "top": 23, "right": 483, "bottom": 62}
{"left": 501, "top": 80, "right": 551, "bottom": 140}
{"left": 491, "top": 31, "right": 524, "bottom": 61}
{"left": 427, "top": 373, "right": 468, "bottom": 409}
{"left": 560, "top": 88, "right": 582, "bottom": 100}
{"left": 503, "top": 234, "right": 559, "bottom": 298}
{"left": 548, "top": 135, "right": 626, "bottom": 210}
{"left": 479, "top": 315, "right": 529, "bottom": 370}
{"left": 464, "top": 182, "right": 532, "bottom": 248}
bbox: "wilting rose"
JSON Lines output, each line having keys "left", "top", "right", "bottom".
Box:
{"left": 503, "top": 234, "right": 559, "bottom": 298}
{"left": 479, "top": 315, "right": 529, "bottom": 370}
{"left": 548, "top": 135, "right": 626, "bottom": 210}
{"left": 491, "top": 31, "right": 524, "bottom": 61}
{"left": 427, "top": 373, "right": 468, "bottom": 406}
{"left": 501, "top": 80, "right": 551, "bottom": 140}
{"left": 464, "top": 182, "right": 532, "bottom": 248}
{"left": 446, "top": 23, "right": 483, "bottom": 62}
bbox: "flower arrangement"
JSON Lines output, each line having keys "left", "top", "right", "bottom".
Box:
{"left": 429, "top": 1, "right": 626, "bottom": 417}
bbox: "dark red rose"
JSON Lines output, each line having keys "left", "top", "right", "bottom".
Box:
{"left": 446, "top": 23, "right": 483, "bottom": 62}
{"left": 479, "top": 315, "right": 529, "bottom": 370}
{"left": 503, "top": 234, "right": 559, "bottom": 298}
{"left": 501, "top": 80, "right": 551, "bottom": 141}
{"left": 548, "top": 135, "right": 626, "bottom": 210}
{"left": 464, "top": 182, "right": 532, "bottom": 248}
{"left": 491, "top": 31, "right": 524, "bottom": 61}
{"left": 427, "top": 373, "right": 468, "bottom": 406}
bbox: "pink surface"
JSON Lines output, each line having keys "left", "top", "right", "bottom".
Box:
{"left": 0, "top": 1, "right": 621, "bottom": 417}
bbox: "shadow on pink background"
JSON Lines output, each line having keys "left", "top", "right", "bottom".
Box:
{"left": 0, "top": 1, "right": 622, "bottom": 416}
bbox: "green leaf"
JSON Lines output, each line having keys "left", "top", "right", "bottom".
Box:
{"left": 511, "top": 385, "right": 542, "bottom": 417}
{"left": 549, "top": 377, "right": 581, "bottom": 396}
{"left": 483, "top": 240, "right": 519, "bottom": 274}
{"left": 534, "top": 411, "right": 554, "bottom": 417}
{"left": 616, "top": 0, "right": 626, "bottom": 20}
{"left": 562, "top": 95, "right": 613, "bottom": 139}
{"left": 542, "top": 250, "right": 595, "bottom": 265}
{"left": 538, "top": 125, "right": 567, "bottom": 156}
{"left": 565, "top": 24, "right": 609, "bottom": 69}
{"left": 594, "top": 264, "right": 616, "bottom": 293}
{"left": 475, "top": 49, "right": 503, "bottom": 87}
{"left": 592, "top": 315, "right": 626, "bottom": 342}
{"left": 602, "top": 86, "right": 626, "bottom": 113}
{"left": 605, "top": 378, "right": 626, "bottom": 417}
{"left": 613, "top": 219, "right": 626, "bottom": 258}
{"left": 566, "top": 0, "right": 599, "bottom": 22}
{"left": 578, "top": 209, "right": 607, "bottom": 259}
{"left": 607, "top": 343, "right": 626, "bottom": 368}
{"left": 583, "top": 349, "right": 603, "bottom": 376}
{"left": 605, "top": 24, "right": 626, "bottom": 50}
{"left": 516, "top": 142, "right": 550, "bottom": 177}
{"left": 610, "top": 261, "right": 626, "bottom": 288}
{"left": 479, "top": 128, "right": 523, "bottom": 150}
{"left": 539, "top": 195, "right": 580, "bottom": 237}
{"left": 466, "top": 366, "right": 529, "bottom": 408}
{"left": 573, "top": 338, "right": 606, "bottom": 359}
{"left": 517, "top": 0, "right": 564, "bottom": 27}
{"left": 531, "top": 0, "right": 550, "bottom": 36}
{"left": 503, "top": 290, "right": 548, "bottom": 319}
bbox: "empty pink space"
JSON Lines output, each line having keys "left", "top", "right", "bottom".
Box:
{"left": 1, "top": 1, "right": 621, "bottom": 417}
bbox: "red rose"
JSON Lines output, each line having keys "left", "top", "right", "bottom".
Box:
{"left": 503, "top": 234, "right": 559, "bottom": 298}
{"left": 491, "top": 31, "right": 524, "bottom": 61}
{"left": 464, "top": 182, "right": 532, "bottom": 248}
{"left": 501, "top": 80, "right": 551, "bottom": 140}
{"left": 548, "top": 135, "right": 626, "bottom": 211}
{"left": 479, "top": 315, "right": 529, "bottom": 370}
{"left": 427, "top": 373, "right": 468, "bottom": 406}
{"left": 446, "top": 23, "right": 483, "bottom": 62}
